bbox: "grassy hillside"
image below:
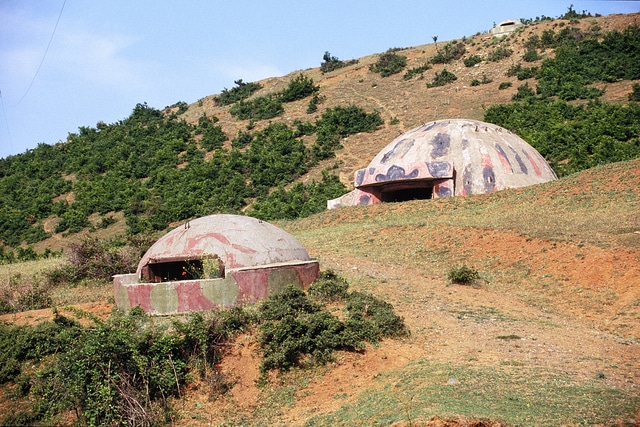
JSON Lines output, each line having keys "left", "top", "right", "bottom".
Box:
{"left": 1, "top": 158, "right": 638, "bottom": 426}
{"left": 0, "top": 10, "right": 639, "bottom": 426}
{"left": 0, "top": 10, "right": 639, "bottom": 257}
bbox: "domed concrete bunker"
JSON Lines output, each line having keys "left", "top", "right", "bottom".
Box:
{"left": 113, "top": 214, "right": 319, "bottom": 315}
{"left": 328, "top": 119, "right": 557, "bottom": 208}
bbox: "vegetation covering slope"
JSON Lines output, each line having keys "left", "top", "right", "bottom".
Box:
{"left": 1, "top": 8, "right": 640, "bottom": 426}
{"left": 0, "top": 9, "right": 639, "bottom": 260}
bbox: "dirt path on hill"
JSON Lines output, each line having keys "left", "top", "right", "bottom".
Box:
{"left": 171, "top": 224, "right": 640, "bottom": 426}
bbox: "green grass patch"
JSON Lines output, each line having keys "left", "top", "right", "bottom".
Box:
{"left": 303, "top": 360, "right": 640, "bottom": 426}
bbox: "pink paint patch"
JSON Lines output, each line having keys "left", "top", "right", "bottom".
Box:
{"left": 496, "top": 148, "right": 513, "bottom": 173}
{"left": 174, "top": 281, "right": 217, "bottom": 312}
{"left": 296, "top": 263, "right": 320, "bottom": 288}
{"left": 184, "top": 232, "right": 231, "bottom": 251}
{"left": 231, "top": 243, "right": 258, "bottom": 254}
{"left": 126, "top": 284, "right": 155, "bottom": 312}
{"left": 232, "top": 269, "right": 271, "bottom": 304}
{"left": 523, "top": 150, "right": 542, "bottom": 176}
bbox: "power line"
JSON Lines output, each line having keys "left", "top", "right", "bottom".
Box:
{"left": 8, "top": 0, "right": 67, "bottom": 107}
{"left": 0, "top": 90, "right": 14, "bottom": 154}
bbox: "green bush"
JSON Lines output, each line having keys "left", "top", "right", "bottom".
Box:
{"left": 307, "top": 270, "right": 349, "bottom": 302}
{"left": 487, "top": 46, "right": 513, "bottom": 62}
{"left": 320, "top": 51, "right": 358, "bottom": 74}
{"left": 464, "top": 54, "right": 482, "bottom": 67}
{"left": 307, "top": 93, "right": 325, "bottom": 114}
{"left": 280, "top": 74, "right": 319, "bottom": 103}
{"left": 256, "top": 275, "right": 407, "bottom": 375}
{"left": 498, "top": 81, "right": 513, "bottom": 90}
{"left": 370, "top": 50, "right": 407, "bottom": 77}
{"left": 506, "top": 63, "right": 539, "bottom": 80}
{"left": 231, "top": 130, "right": 253, "bottom": 148}
{"left": 447, "top": 265, "right": 480, "bottom": 285}
{"left": 523, "top": 48, "right": 541, "bottom": 62}
{"left": 312, "top": 105, "right": 383, "bottom": 160}
{"left": 0, "top": 308, "right": 251, "bottom": 426}
{"left": 249, "top": 170, "right": 346, "bottom": 221}
{"left": 629, "top": 83, "right": 640, "bottom": 102}
{"left": 404, "top": 63, "right": 432, "bottom": 80}
{"left": 427, "top": 69, "right": 458, "bottom": 88}
{"left": 200, "top": 125, "right": 228, "bottom": 151}
{"left": 229, "top": 95, "right": 284, "bottom": 121}
{"left": 470, "top": 74, "right": 493, "bottom": 86}
{"left": 216, "top": 79, "right": 263, "bottom": 106}
{"left": 512, "top": 83, "right": 537, "bottom": 101}
{"left": 344, "top": 291, "right": 408, "bottom": 340}
{"left": 431, "top": 41, "right": 466, "bottom": 64}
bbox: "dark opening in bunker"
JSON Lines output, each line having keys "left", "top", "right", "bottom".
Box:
{"left": 380, "top": 183, "right": 434, "bottom": 203}
{"left": 142, "top": 256, "right": 225, "bottom": 283}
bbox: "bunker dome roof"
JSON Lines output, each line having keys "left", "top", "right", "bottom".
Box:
{"left": 356, "top": 119, "right": 557, "bottom": 195}
{"left": 137, "top": 214, "right": 311, "bottom": 276}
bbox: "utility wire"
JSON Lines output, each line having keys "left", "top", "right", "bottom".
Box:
{"left": 1, "top": 90, "right": 14, "bottom": 154}
{"left": 8, "top": 0, "right": 67, "bottom": 107}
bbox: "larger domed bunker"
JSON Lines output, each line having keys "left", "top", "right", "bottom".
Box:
{"left": 114, "top": 214, "right": 319, "bottom": 315}
{"left": 328, "top": 119, "right": 557, "bottom": 208}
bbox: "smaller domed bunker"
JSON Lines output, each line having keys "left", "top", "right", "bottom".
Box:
{"left": 328, "top": 119, "right": 557, "bottom": 208}
{"left": 113, "top": 214, "right": 319, "bottom": 315}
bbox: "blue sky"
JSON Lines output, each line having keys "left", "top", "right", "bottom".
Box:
{"left": 1, "top": 1, "right": 638, "bottom": 159}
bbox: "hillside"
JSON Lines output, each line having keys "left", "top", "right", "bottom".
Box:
{"left": 1, "top": 10, "right": 639, "bottom": 256}
{"left": 2, "top": 158, "right": 639, "bottom": 426}
{"left": 178, "top": 10, "right": 639, "bottom": 187}
{"left": 0, "top": 10, "right": 640, "bottom": 427}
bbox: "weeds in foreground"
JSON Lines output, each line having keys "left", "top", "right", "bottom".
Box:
{"left": 0, "top": 270, "right": 407, "bottom": 425}
{"left": 447, "top": 265, "right": 480, "bottom": 285}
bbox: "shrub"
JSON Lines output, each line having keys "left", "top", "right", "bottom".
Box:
{"left": 498, "top": 81, "right": 513, "bottom": 90}
{"left": 506, "top": 63, "right": 538, "bottom": 80}
{"left": 308, "top": 270, "right": 349, "bottom": 302}
{"left": 200, "top": 124, "right": 228, "bottom": 151}
{"left": 488, "top": 46, "right": 513, "bottom": 62}
{"left": 320, "top": 51, "right": 357, "bottom": 74}
{"left": 344, "top": 291, "right": 408, "bottom": 340}
{"left": 307, "top": 93, "right": 325, "bottom": 114}
{"left": 471, "top": 74, "right": 493, "bottom": 86}
{"left": 280, "top": 74, "right": 319, "bottom": 103}
{"left": 512, "top": 83, "right": 537, "bottom": 101}
{"left": 312, "top": 105, "right": 383, "bottom": 160}
{"left": 216, "top": 79, "right": 263, "bottom": 106}
{"left": 464, "top": 55, "right": 482, "bottom": 67}
{"left": 431, "top": 41, "right": 466, "bottom": 64}
{"left": 256, "top": 275, "right": 407, "bottom": 375}
{"left": 370, "top": 50, "right": 407, "bottom": 77}
{"left": 447, "top": 265, "right": 480, "bottom": 285}
{"left": 229, "top": 95, "right": 284, "bottom": 121}
{"left": 46, "top": 236, "right": 140, "bottom": 285}
{"left": 249, "top": 170, "right": 346, "bottom": 221}
{"left": 523, "top": 48, "right": 541, "bottom": 62}
{"left": 404, "top": 63, "right": 432, "bottom": 80}
{"left": 0, "top": 308, "right": 251, "bottom": 425}
{"left": 427, "top": 69, "right": 458, "bottom": 88}
{"left": 0, "top": 274, "right": 52, "bottom": 314}
{"left": 55, "top": 207, "right": 89, "bottom": 234}
{"left": 628, "top": 83, "right": 640, "bottom": 102}
{"left": 231, "top": 130, "right": 253, "bottom": 148}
